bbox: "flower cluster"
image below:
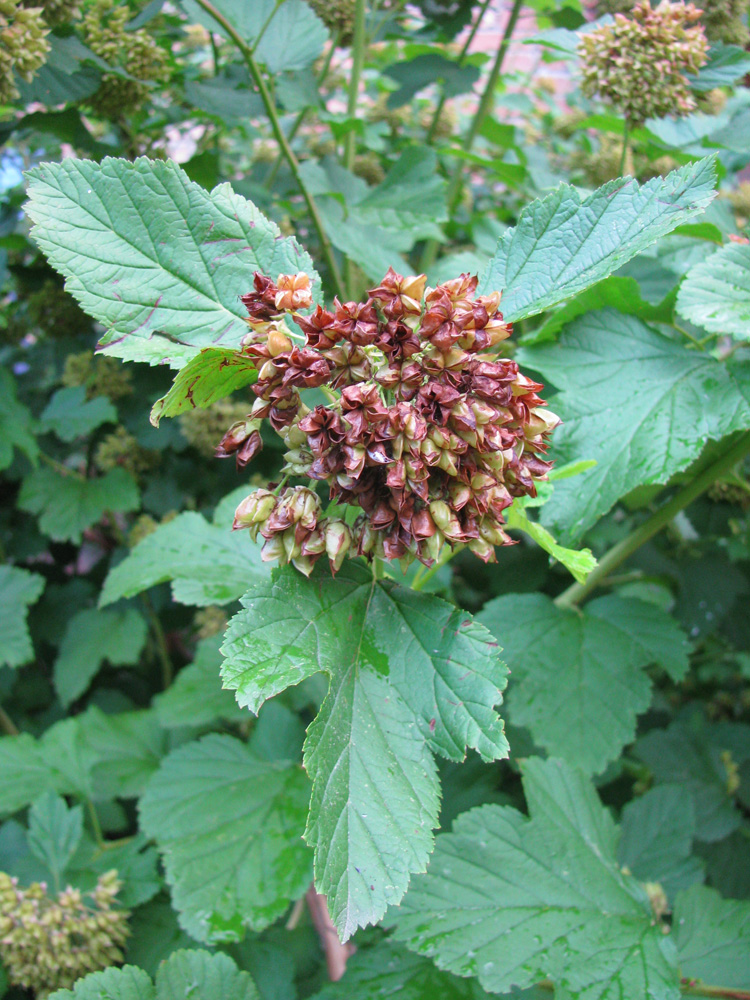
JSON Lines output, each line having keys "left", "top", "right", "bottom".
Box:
{"left": 0, "top": 0, "right": 49, "bottom": 105}
{"left": 224, "top": 269, "right": 559, "bottom": 576}
{"left": 579, "top": 1, "right": 708, "bottom": 125}
{"left": 0, "top": 869, "right": 130, "bottom": 997}
{"left": 21, "top": 0, "right": 79, "bottom": 26}
{"left": 82, "top": 0, "right": 169, "bottom": 118}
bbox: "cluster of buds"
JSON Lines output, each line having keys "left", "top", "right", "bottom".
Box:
{"left": 82, "top": 0, "right": 168, "bottom": 119}
{"left": 579, "top": 1, "right": 709, "bottom": 125}
{"left": 222, "top": 268, "right": 559, "bottom": 576}
{"left": 62, "top": 350, "right": 133, "bottom": 401}
{"left": 21, "top": 0, "right": 79, "bottom": 26}
{"left": 0, "top": 0, "right": 49, "bottom": 105}
{"left": 698, "top": 0, "right": 749, "bottom": 45}
{"left": 0, "top": 869, "right": 130, "bottom": 997}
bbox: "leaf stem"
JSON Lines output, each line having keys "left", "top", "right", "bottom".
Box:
{"left": 38, "top": 451, "right": 86, "bottom": 481}
{"left": 425, "top": 0, "right": 493, "bottom": 145}
{"left": 682, "top": 984, "right": 750, "bottom": 1000}
{"left": 554, "top": 430, "right": 750, "bottom": 608}
{"left": 343, "top": 0, "right": 367, "bottom": 299}
{"left": 0, "top": 703, "right": 20, "bottom": 736}
{"left": 619, "top": 117, "right": 630, "bottom": 176}
{"left": 191, "top": 0, "right": 346, "bottom": 299}
{"left": 264, "top": 33, "right": 340, "bottom": 190}
{"left": 87, "top": 799, "right": 105, "bottom": 850}
{"left": 420, "top": 0, "right": 524, "bottom": 273}
{"left": 141, "top": 594, "right": 173, "bottom": 689}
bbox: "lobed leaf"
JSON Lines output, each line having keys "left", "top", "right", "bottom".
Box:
{"left": 676, "top": 240, "right": 750, "bottom": 339}
{"left": 393, "top": 757, "right": 680, "bottom": 999}
{"left": 479, "top": 157, "right": 717, "bottom": 321}
{"left": 0, "top": 565, "right": 45, "bottom": 669}
{"left": 19, "top": 467, "right": 140, "bottom": 543}
{"left": 138, "top": 734, "right": 311, "bottom": 943}
{"left": 150, "top": 348, "right": 258, "bottom": 424}
{"left": 221, "top": 561, "right": 509, "bottom": 939}
{"left": 478, "top": 593, "right": 690, "bottom": 774}
{"left": 519, "top": 309, "right": 750, "bottom": 542}
{"left": 673, "top": 885, "right": 750, "bottom": 989}
{"left": 24, "top": 157, "right": 318, "bottom": 367}
{"left": 0, "top": 368, "right": 39, "bottom": 470}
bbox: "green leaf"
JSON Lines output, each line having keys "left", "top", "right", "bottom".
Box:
{"left": 155, "top": 635, "right": 244, "bottom": 729}
{"left": 49, "top": 950, "right": 259, "bottom": 1000}
{"left": 100, "top": 509, "right": 268, "bottom": 607}
{"left": 309, "top": 941, "right": 489, "bottom": 999}
{"left": 0, "top": 368, "right": 38, "bottom": 471}
{"left": 0, "top": 724, "right": 95, "bottom": 816}
{"left": 40, "top": 386, "right": 117, "bottom": 442}
{"left": 150, "top": 348, "right": 258, "bottom": 424}
{"left": 27, "top": 793, "right": 83, "bottom": 887}
{"left": 19, "top": 467, "right": 140, "bottom": 543}
{"left": 676, "top": 241, "right": 750, "bottom": 339}
{"left": 138, "top": 734, "right": 311, "bottom": 943}
{"left": 688, "top": 43, "right": 750, "bottom": 91}
{"left": 478, "top": 157, "right": 717, "bottom": 321}
{"left": 54, "top": 607, "right": 148, "bottom": 706}
{"left": 156, "top": 949, "right": 259, "bottom": 1000}
{"left": 68, "top": 833, "right": 160, "bottom": 909}
{"left": 505, "top": 503, "right": 596, "bottom": 583}
{"left": 518, "top": 309, "right": 750, "bottom": 542}
{"left": 0, "top": 565, "right": 45, "bottom": 668}
{"left": 385, "top": 53, "right": 480, "bottom": 108}
{"left": 634, "top": 712, "right": 750, "bottom": 841}
{"left": 674, "top": 885, "right": 750, "bottom": 989}
{"left": 77, "top": 707, "right": 166, "bottom": 801}
{"left": 393, "top": 757, "right": 680, "bottom": 999}
{"left": 524, "top": 275, "right": 676, "bottom": 345}
{"left": 253, "top": 0, "right": 328, "bottom": 73}
{"left": 618, "top": 785, "right": 704, "bottom": 899}
{"left": 49, "top": 965, "right": 156, "bottom": 1000}
{"left": 221, "top": 561, "right": 508, "bottom": 939}
{"left": 24, "top": 157, "right": 319, "bottom": 368}
{"left": 14, "top": 34, "right": 104, "bottom": 105}
{"left": 478, "top": 594, "right": 689, "bottom": 773}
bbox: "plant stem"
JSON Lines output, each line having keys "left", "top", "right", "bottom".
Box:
{"left": 343, "top": 0, "right": 367, "bottom": 298}
{"left": 142, "top": 595, "right": 173, "bottom": 689}
{"left": 250, "top": 0, "right": 285, "bottom": 55}
{"left": 306, "top": 885, "right": 354, "bottom": 980}
{"left": 38, "top": 451, "right": 86, "bottom": 481}
{"left": 425, "top": 0, "right": 493, "bottom": 145}
{"left": 682, "top": 985, "right": 750, "bottom": 1000}
{"left": 555, "top": 430, "right": 750, "bottom": 608}
{"left": 619, "top": 117, "right": 630, "bottom": 176}
{"left": 264, "top": 34, "right": 340, "bottom": 190}
{"left": 87, "top": 799, "right": 105, "bottom": 850}
{"left": 0, "top": 703, "right": 20, "bottom": 736}
{"left": 192, "top": 0, "right": 346, "bottom": 299}
{"left": 420, "top": 0, "right": 524, "bottom": 274}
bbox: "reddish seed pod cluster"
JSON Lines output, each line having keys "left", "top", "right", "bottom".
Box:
{"left": 221, "top": 268, "right": 560, "bottom": 576}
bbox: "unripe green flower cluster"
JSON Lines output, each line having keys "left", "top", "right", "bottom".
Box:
{"left": 579, "top": 1, "right": 709, "bottom": 125}
{"left": 699, "top": 0, "right": 749, "bottom": 45}
{"left": 82, "top": 0, "right": 168, "bottom": 118}
{"left": 194, "top": 605, "right": 228, "bottom": 638}
{"left": 61, "top": 350, "right": 133, "bottom": 401}
{"left": 27, "top": 280, "right": 90, "bottom": 339}
{"left": 308, "top": 0, "right": 355, "bottom": 41}
{"left": 21, "top": 0, "right": 80, "bottom": 26}
{"left": 0, "top": 0, "right": 50, "bottom": 104}
{"left": 0, "top": 869, "right": 130, "bottom": 998}
{"left": 94, "top": 426, "right": 159, "bottom": 479}
{"left": 180, "top": 398, "right": 251, "bottom": 457}
{"left": 729, "top": 181, "right": 750, "bottom": 223}
{"left": 353, "top": 152, "right": 386, "bottom": 186}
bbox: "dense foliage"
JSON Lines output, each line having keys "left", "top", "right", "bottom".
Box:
{"left": 2, "top": 1, "right": 750, "bottom": 998}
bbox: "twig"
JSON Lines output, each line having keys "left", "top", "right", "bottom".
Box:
{"left": 619, "top": 117, "right": 630, "bottom": 176}
{"left": 554, "top": 430, "right": 750, "bottom": 608}
{"left": 191, "top": 0, "right": 346, "bottom": 298}
{"left": 305, "top": 885, "right": 355, "bottom": 981}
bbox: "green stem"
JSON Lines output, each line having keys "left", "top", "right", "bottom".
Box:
{"left": 425, "top": 0, "right": 493, "bottom": 145}
{"left": 343, "top": 0, "right": 367, "bottom": 299}
{"left": 619, "top": 118, "right": 630, "bottom": 176}
{"left": 192, "top": 0, "right": 346, "bottom": 299}
{"left": 420, "top": 0, "right": 524, "bottom": 273}
{"left": 38, "top": 451, "right": 86, "bottom": 481}
{"left": 411, "top": 544, "right": 463, "bottom": 591}
{"left": 250, "top": 0, "right": 285, "bottom": 54}
{"left": 681, "top": 985, "right": 750, "bottom": 1000}
{"left": 0, "top": 703, "right": 19, "bottom": 736}
{"left": 554, "top": 431, "right": 750, "bottom": 609}
{"left": 264, "top": 34, "right": 339, "bottom": 190}
{"left": 142, "top": 595, "right": 173, "bottom": 689}
{"left": 87, "top": 799, "right": 105, "bottom": 850}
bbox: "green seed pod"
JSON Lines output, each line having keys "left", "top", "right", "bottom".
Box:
{"left": 180, "top": 398, "right": 251, "bottom": 457}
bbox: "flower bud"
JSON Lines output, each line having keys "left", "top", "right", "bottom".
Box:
{"left": 275, "top": 272, "right": 313, "bottom": 311}
{"left": 233, "top": 489, "right": 277, "bottom": 529}
{"left": 325, "top": 520, "right": 352, "bottom": 571}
